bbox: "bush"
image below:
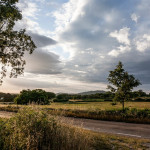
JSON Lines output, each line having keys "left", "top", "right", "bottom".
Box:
{"left": 0, "top": 106, "right": 91, "bottom": 150}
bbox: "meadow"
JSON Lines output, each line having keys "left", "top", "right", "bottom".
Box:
{"left": 44, "top": 101, "right": 150, "bottom": 111}
{"left": 1, "top": 101, "right": 150, "bottom": 111}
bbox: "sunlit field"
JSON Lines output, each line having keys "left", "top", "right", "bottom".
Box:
{"left": 42, "top": 101, "right": 150, "bottom": 111}
{"left": 0, "top": 101, "right": 150, "bottom": 111}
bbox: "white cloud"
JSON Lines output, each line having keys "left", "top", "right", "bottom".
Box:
{"left": 15, "top": 17, "right": 39, "bottom": 31}
{"left": 17, "top": 1, "right": 39, "bottom": 19}
{"left": 108, "top": 49, "right": 120, "bottom": 57}
{"left": 109, "top": 27, "right": 130, "bottom": 45}
{"left": 15, "top": 0, "right": 51, "bottom": 35}
{"left": 131, "top": 13, "right": 140, "bottom": 23}
{"left": 108, "top": 45, "right": 131, "bottom": 57}
{"left": 53, "top": 0, "right": 88, "bottom": 33}
{"left": 135, "top": 34, "right": 150, "bottom": 52}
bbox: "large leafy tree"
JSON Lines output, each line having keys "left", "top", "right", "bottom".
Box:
{"left": 14, "top": 89, "right": 53, "bottom": 104}
{"left": 0, "top": 0, "right": 36, "bottom": 84}
{"left": 107, "top": 61, "right": 141, "bottom": 111}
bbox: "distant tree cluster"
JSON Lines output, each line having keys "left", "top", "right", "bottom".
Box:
{"left": 68, "top": 92, "right": 115, "bottom": 101}
{"left": 1, "top": 88, "right": 149, "bottom": 105}
{"left": 14, "top": 89, "right": 55, "bottom": 105}
{"left": 54, "top": 94, "right": 71, "bottom": 102}
{"left": 0, "top": 92, "right": 17, "bottom": 102}
{"left": 131, "top": 90, "right": 147, "bottom": 98}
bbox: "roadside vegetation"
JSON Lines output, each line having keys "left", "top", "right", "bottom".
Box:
{"left": 0, "top": 107, "right": 91, "bottom": 150}
{"left": 0, "top": 106, "right": 150, "bottom": 150}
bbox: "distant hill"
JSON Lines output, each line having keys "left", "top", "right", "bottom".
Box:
{"left": 78, "top": 90, "right": 106, "bottom": 95}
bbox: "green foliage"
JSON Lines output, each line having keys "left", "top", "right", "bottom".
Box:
{"left": 54, "top": 94, "right": 70, "bottom": 102}
{"left": 14, "top": 89, "right": 53, "bottom": 105}
{"left": 107, "top": 61, "right": 141, "bottom": 110}
{"left": 65, "top": 92, "right": 115, "bottom": 101}
{"left": 46, "top": 92, "right": 56, "bottom": 100}
{"left": 131, "top": 90, "right": 147, "bottom": 98}
{"left": 0, "top": 0, "right": 36, "bottom": 84}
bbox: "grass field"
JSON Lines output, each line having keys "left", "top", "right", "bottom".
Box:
{"left": 0, "top": 101, "right": 150, "bottom": 111}
{"left": 43, "top": 101, "right": 150, "bottom": 111}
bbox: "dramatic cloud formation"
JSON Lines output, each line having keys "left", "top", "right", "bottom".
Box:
{"left": 1, "top": 0, "right": 150, "bottom": 93}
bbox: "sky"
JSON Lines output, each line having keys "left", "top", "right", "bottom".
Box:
{"left": 1, "top": 0, "right": 150, "bottom": 93}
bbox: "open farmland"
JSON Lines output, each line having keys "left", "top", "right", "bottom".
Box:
{"left": 43, "top": 101, "right": 150, "bottom": 111}
{"left": 1, "top": 101, "right": 150, "bottom": 111}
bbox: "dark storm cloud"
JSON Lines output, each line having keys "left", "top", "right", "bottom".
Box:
{"left": 125, "top": 57, "right": 150, "bottom": 84}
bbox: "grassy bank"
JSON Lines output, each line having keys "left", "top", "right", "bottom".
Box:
{"left": 45, "top": 107, "right": 150, "bottom": 124}
{"left": 0, "top": 106, "right": 150, "bottom": 150}
{"left": 0, "top": 103, "right": 150, "bottom": 124}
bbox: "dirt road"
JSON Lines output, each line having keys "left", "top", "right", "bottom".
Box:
{"left": 0, "top": 111, "right": 150, "bottom": 139}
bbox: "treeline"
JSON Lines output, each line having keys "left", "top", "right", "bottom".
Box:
{"left": 0, "top": 89, "right": 149, "bottom": 104}
{"left": 67, "top": 92, "right": 115, "bottom": 101}
{"left": 55, "top": 90, "right": 150, "bottom": 101}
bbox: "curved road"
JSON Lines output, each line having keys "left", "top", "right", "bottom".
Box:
{"left": 0, "top": 111, "right": 150, "bottom": 139}
{"left": 62, "top": 117, "right": 150, "bottom": 139}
